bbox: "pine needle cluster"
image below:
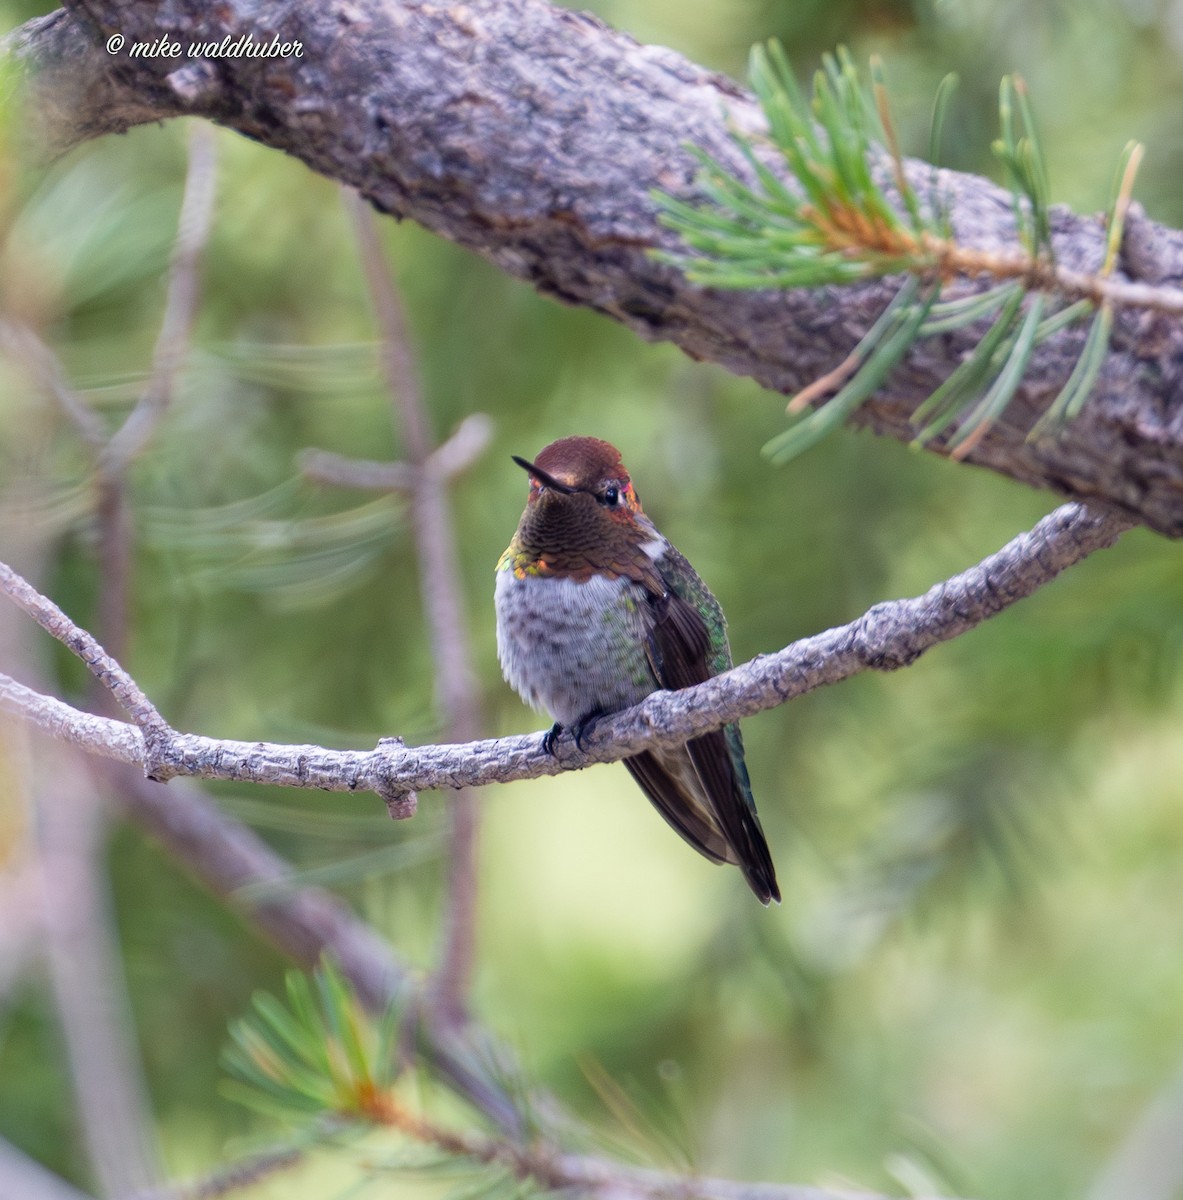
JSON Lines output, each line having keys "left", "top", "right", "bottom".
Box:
{"left": 656, "top": 43, "right": 1143, "bottom": 463}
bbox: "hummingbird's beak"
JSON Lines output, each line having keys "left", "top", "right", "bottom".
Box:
{"left": 511, "top": 455, "right": 579, "bottom": 495}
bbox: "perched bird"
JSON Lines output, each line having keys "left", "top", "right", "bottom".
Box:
{"left": 495, "top": 435, "right": 780, "bottom": 905}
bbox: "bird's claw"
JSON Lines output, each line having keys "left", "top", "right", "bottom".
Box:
{"left": 541, "top": 712, "right": 603, "bottom": 756}
{"left": 570, "top": 710, "right": 603, "bottom": 752}
{"left": 541, "top": 723, "right": 564, "bottom": 756}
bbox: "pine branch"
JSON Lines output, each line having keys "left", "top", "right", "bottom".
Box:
{"left": 655, "top": 50, "right": 1154, "bottom": 464}
{"left": 8, "top": 0, "right": 1183, "bottom": 532}
{"left": 217, "top": 963, "right": 941, "bottom": 1200}
{"left": 0, "top": 502, "right": 1132, "bottom": 800}
{"left": 98, "top": 762, "right": 531, "bottom": 1134}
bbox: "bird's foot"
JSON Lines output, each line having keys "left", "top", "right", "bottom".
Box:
{"left": 541, "top": 723, "right": 565, "bottom": 756}
{"left": 541, "top": 711, "right": 605, "bottom": 756}
{"left": 570, "top": 709, "right": 605, "bottom": 752}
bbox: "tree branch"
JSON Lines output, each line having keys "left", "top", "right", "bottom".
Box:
{"left": 0, "top": 1138, "right": 96, "bottom": 1200}
{"left": 299, "top": 415, "right": 493, "bottom": 493}
{"left": 98, "top": 122, "right": 217, "bottom": 478}
{"left": 0, "top": 320, "right": 106, "bottom": 449}
{"left": 343, "top": 188, "right": 485, "bottom": 1026}
{"left": 96, "top": 763, "right": 528, "bottom": 1134}
{"left": 0, "top": 501, "right": 1133, "bottom": 799}
{"left": 35, "top": 754, "right": 162, "bottom": 1196}
{"left": 0, "top": 560, "right": 167, "bottom": 736}
{"left": 152, "top": 1086, "right": 935, "bottom": 1200}
{"left": 87, "top": 122, "right": 216, "bottom": 667}
{"left": 8, "top": 0, "right": 1183, "bottom": 531}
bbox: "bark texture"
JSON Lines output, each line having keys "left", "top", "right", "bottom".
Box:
{"left": 8, "top": 0, "right": 1183, "bottom": 531}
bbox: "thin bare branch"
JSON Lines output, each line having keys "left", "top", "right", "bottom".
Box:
{"left": 430, "top": 413, "right": 495, "bottom": 480}
{"left": 143, "top": 1103, "right": 931, "bottom": 1200}
{"left": 550, "top": 1151, "right": 908, "bottom": 1200}
{"left": 346, "top": 190, "right": 432, "bottom": 463}
{"left": 92, "top": 476, "right": 135, "bottom": 668}
{"left": 134, "top": 1144, "right": 304, "bottom": 1200}
{"left": 298, "top": 449, "right": 418, "bottom": 492}
{"left": 345, "top": 188, "right": 485, "bottom": 1028}
{"left": 89, "top": 124, "right": 216, "bottom": 665}
{"left": 0, "top": 320, "right": 106, "bottom": 448}
{"left": 0, "top": 501, "right": 1133, "bottom": 798}
{"left": 100, "top": 122, "right": 217, "bottom": 476}
{"left": 0, "top": 560, "right": 167, "bottom": 735}
{"left": 300, "top": 415, "right": 494, "bottom": 493}
{"left": 186, "top": 1088, "right": 923, "bottom": 1200}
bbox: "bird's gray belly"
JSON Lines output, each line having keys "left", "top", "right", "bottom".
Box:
{"left": 495, "top": 571, "right": 656, "bottom": 726}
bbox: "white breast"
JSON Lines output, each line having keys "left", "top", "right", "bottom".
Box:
{"left": 494, "top": 570, "right": 656, "bottom": 727}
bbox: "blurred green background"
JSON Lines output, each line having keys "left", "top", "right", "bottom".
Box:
{"left": 3, "top": 0, "right": 1183, "bottom": 1196}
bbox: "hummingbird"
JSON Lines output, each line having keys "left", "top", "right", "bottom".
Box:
{"left": 495, "top": 435, "right": 780, "bottom": 905}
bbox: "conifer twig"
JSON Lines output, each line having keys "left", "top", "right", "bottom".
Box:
{"left": 221, "top": 965, "right": 941, "bottom": 1200}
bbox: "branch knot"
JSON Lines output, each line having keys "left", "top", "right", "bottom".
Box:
{"left": 852, "top": 601, "right": 924, "bottom": 670}
{"left": 141, "top": 722, "right": 178, "bottom": 783}
{"left": 375, "top": 736, "right": 418, "bottom": 819}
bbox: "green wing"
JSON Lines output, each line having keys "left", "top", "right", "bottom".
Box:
{"left": 624, "top": 543, "right": 780, "bottom": 905}
{"left": 655, "top": 544, "right": 734, "bottom": 679}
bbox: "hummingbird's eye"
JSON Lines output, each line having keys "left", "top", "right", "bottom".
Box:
{"left": 600, "top": 485, "right": 620, "bottom": 506}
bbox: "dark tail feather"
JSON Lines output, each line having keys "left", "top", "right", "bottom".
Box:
{"left": 686, "top": 729, "right": 780, "bottom": 906}
{"left": 625, "top": 741, "right": 780, "bottom": 906}
{"left": 623, "top": 751, "right": 734, "bottom": 865}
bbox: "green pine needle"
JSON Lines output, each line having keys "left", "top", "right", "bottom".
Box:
{"left": 910, "top": 284, "right": 1026, "bottom": 441}
{"left": 763, "top": 279, "right": 938, "bottom": 464}
{"left": 1032, "top": 303, "right": 1114, "bottom": 434}
{"left": 948, "top": 292, "right": 1046, "bottom": 456}
{"left": 654, "top": 41, "right": 1132, "bottom": 464}
{"left": 223, "top": 959, "right": 402, "bottom": 1126}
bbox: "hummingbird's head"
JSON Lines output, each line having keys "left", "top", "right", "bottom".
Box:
{"left": 510, "top": 436, "right": 651, "bottom": 568}
{"left": 513, "top": 436, "right": 643, "bottom": 516}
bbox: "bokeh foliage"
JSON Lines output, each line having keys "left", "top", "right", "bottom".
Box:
{"left": 3, "top": 1, "right": 1183, "bottom": 1197}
